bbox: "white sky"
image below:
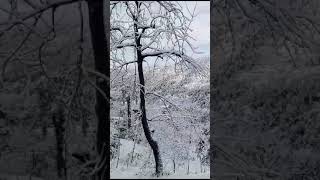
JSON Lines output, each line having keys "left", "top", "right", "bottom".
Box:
{"left": 183, "top": 1, "right": 210, "bottom": 58}
{"left": 111, "top": 1, "right": 210, "bottom": 67}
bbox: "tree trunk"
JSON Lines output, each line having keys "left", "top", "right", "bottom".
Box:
{"left": 133, "top": 1, "right": 163, "bottom": 176}
{"left": 87, "top": 0, "right": 109, "bottom": 179}
{"left": 187, "top": 134, "right": 191, "bottom": 175}
{"left": 52, "top": 106, "right": 66, "bottom": 179}
{"left": 126, "top": 95, "right": 131, "bottom": 129}
{"left": 173, "top": 159, "right": 176, "bottom": 173}
{"left": 136, "top": 51, "right": 163, "bottom": 176}
{"left": 130, "top": 139, "right": 136, "bottom": 164}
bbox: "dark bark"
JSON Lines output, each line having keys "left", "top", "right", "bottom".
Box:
{"left": 130, "top": 140, "right": 136, "bottom": 163}
{"left": 122, "top": 90, "right": 126, "bottom": 105}
{"left": 137, "top": 55, "right": 163, "bottom": 176}
{"left": 126, "top": 95, "right": 131, "bottom": 129}
{"left": 82, "top": 112, "right": 88, "bottom": 137}
{"left": 86, "top": 0, "right": 109, "bottom": 179}
{"left": 52, "top": 106, "right": 67, "bottom": 179}
{"left": 173, "top": 159, "right": 176, "bottom": 173}
{"left": 133, "top": 5, "right": 163, "bottom": 173}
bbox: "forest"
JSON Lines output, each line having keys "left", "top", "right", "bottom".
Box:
{"left": 1, "top": 0, "right": 320, "bottom": 180}
{"left": 0, "top": 0, "right": 210, "bottom": 179}
{"left": 109, "top": 1, "right": 210, "bottom": 178}
{"left": 212, "top": 0, "right": 320, "bottom": 179}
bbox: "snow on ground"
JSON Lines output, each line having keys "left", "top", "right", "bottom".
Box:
{"left": 111, "top": 139, "right": 210, "bottom": 179}
{"left": 111, "top": 166, "right": 209, "bottom": 179}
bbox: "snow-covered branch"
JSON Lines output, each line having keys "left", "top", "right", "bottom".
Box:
{"left": 114, "top": 43, "right": 136, "bottom": 49}
{"left": 110, "top": 1, "right": 202, "bottom": 74}
{"left": 142, "top": 50, "right": 186, "bottom": 59}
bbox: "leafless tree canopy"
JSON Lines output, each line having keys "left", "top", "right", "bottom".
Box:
{"left": 110, "top": 1, "right": 203, "bottom": 73}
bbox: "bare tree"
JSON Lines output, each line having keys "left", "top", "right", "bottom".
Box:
{"left": 111, "top": 1, "right": 201, "bottom": 176}
{"left": 0, "top": 0, "right": 109, "bottom": 179}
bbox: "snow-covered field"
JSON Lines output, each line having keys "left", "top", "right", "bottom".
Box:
{"left": 111, "top": 167, "right": 209, "bottom": 179}
{"left": 110, "top": 139, "right": 210, "bottom": 179}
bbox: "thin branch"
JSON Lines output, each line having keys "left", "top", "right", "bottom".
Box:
{"left": 1, "top": 13, "right": 42, "bottom": 81}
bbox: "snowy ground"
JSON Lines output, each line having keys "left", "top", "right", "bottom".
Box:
{"left": 110, "top": 139, "right": 210, "bottom": 179}
{"left": 111, "top": 166, "right": 209, "bottom": 179}
{"left": 110, "top": 62, "right": 210, "bottom": 179}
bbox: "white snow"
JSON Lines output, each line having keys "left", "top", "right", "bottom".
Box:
{"left": 110, "top": 55, "right": 209, "bottom": 179}
{"left": 111, "top": 139, "right": 210, "bottom": 179}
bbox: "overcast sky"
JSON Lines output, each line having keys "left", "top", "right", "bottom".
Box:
{"left": 183, "top": 1, "right": 210, "bottom": 58}
{"left": 111, "top": 1, "right": 210, "bottom": 69}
